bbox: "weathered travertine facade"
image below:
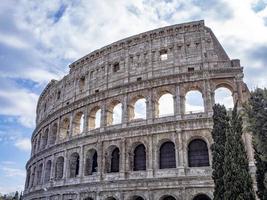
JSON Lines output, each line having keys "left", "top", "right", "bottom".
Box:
{"left": 23, "top": 20, "right": 253, "bottom": 200}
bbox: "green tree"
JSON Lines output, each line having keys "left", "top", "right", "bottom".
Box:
{"left": 223, "top": 104, "right": 255, "bottom": 200}
{"left": 211, "top": 104, "right": 228, "bottom": 200}
{"left": 246, "top": 88, "right": 267, "bottom": 199}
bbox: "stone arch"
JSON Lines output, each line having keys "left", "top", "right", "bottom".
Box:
{"left": 88, "top": 106, "right": 101, "bottom": 129}
{"left": 84, "top": 198, "right": 94, "bottom": 200}
{"left": 59, "top": 117, "right": 70, "bottom": 140}
{"left": 188, "top": 139, "right": 209, "bottom": 167}
{"left": 192, "top": 194, "right": 211, "bottom": 200}
{"left": 185, "top": 90, "right": 204, "bottom": 114}
{"left": 41, "top": 128, "right": 49, "bottom": 149}
{"left": 214, "top": 86, "right": 234, "bottom": 110}
{"left": 72, "top": 111, "right": 84, "bottom": 136}
{"left": 36, "top": 163, "right": 43, "bottom": 185}
{"left": 133, "top": 144, "right": 146, "bottom": 171}
{"left": 107, "top": 100, "right": 122, "bottom": 125}
{"left": 49, "top": 123, "right": 57, "bottom": 145}
{"left": 106, "top": 145, "right": 120, "bottom": 173}
{"left": 159, "top": 141, "right": 176, "bottom": 169}
{"left": 130, "top": 195, "right": 145, "bottom": 200}
{"left": 69, "top": 152, "right": 80, "bottom": 178}
{"left": 129, "top": 95, "right": 147, "bottom": 120}
{"left": 44, "top": 160, "right": 52, "bottom": 183}
{"left": 159, "top": 195, "right": 177, "bottom": 200}
{"left": 84, "top": 148, "right": 98, "bottom": 176}
{"left": 157, "top": 92, "right": 174, "bottom": 117}
{"left": 106, "top": 197, "right": 117, "bottom": 200}
{"left": 55, "top": 156, "right": 64, "bottom": 180}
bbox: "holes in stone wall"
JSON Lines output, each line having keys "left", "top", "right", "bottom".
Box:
{"left": 88, "top": 107, "right": 101, "bottom": 130}
{"left": 113, "top": 63, "right": 120, "bottom": 73}
{"left": 157, "top": 93, "right": 174, "bottom": 117}
{"left": 44, "top": 160, "right": 52, "bottom": 183}
{"left": 188, "top": 139, "right": 209, "bottom": 167}
{"left": 185, "top": 90, "right": 204, "bottom": 114}
{"left": 49, "top": 123, "right": 57, "bottom": 145}
{"left": 160, "top": 50, "right": 168, "bottom": 61}
{"left": 214, "top": 87, "right": 234, "bottom": 110}
{"left": 72, "top": 112, "right": 84, "bottom": 136}
{"left": 133, "top": 144, "right": 146, "bottom": 171}
{"left": 59, "top": 118, "right": 70, "bottom": 140}
{"left": 84, "top": 149, "right": 98, "bottom": 176}
{"left": 41, "top": 128, "right": 49, "bottom": 150}
{"left": 69, "top": 152, "right": 80, "bottom": 178}
{"left": 55, "top": 156, "right": 64, "bottom": 180}
{"left": 159, "top": 141, "right": 176, "bottom": 169}
{"left": 107, "top": 101, "right": 122, "bottom": 125}
{"left": 131, "top": 98, "right": 146, "bottom": 120}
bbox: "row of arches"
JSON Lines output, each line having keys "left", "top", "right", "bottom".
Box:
{"left": 33, "top": 87, "right": 233, "bottom": 154}
{"left": 82, "top": 194, "right": 211, "bottom": 200}
{"left": 26, "top": 139, "right": 209, "bottom": 188}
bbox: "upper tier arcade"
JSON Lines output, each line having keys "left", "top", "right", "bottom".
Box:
{"left": 35, "top": 20, "right": 242, "bottom": 129}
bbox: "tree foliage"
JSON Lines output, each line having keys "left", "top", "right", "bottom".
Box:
{"left": 246, "top": 88, "right": 267, "bottom": 199}
{"left": 223, "top": 104, "right": 255, "bottom": 200}
{"left": 211, "top": 104, "right": 228, "bottom": 200}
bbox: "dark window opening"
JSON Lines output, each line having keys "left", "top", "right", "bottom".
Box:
{"left": 188, "top": 139, "right": 209, "bottom": 167}
{"left": 69, "top": 153, "right": 80, "bottom": 178}
{"left": 110, "top": 148, "right": 120, "bottom": 173}
{"left": 188, "top": 67, "right": 194, "bottom": 72}
{"left": 160, "top": 50, "right": 168, "bottom": 61}
{"left": 113, "top": 63, "right": 120, "bottom": 72}
{"left": 159, "top": 141, "right": 176, "bottom": 169}
{"left": 137, "top": 77, "right": 142, "bottom": 82}
{"left": 193, "top": 194, "right": 211, "bottom": 200}
{"left": 133, "top": 144, "right": 146, "bottom": 171}
{"left": 95, "top": 89, "right": 99, "bottom": 93}
{"left": 57, "top": 91, "right": 61, "bottom": 100}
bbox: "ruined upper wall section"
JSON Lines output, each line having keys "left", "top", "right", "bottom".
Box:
{"left": 36, "top": 20, "right": 239, "bottom": 125}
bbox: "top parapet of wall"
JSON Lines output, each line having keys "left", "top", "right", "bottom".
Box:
{"left": 69, "top": 20, "right": 207, "bottom": 71}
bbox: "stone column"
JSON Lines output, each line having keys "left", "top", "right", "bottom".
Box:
{"left": 120, "top": 138, "right": 126, "bottom": 179}
{"left": 63, "top": 151, "right": 67, "bottom": 179}
{"left": 146, "top": 90, "right": 154, "bottom": 123}
{"left": 68, "top": 113, "right": 74, "bottom": 138}
{"left": 174, "top": 85, "right": 182, "bottom": 119}
{"left": 122, "top": 95, "right": 128, "bottom": 127}
{"left": 83, "top": 106, "right": 89, "bottom": 133}
{"left": 204, "top": 80, "right": 213, "bottom": 115}
{"left": 147, "top": 135, "right": 154, "bottom": 177}
{"left": 79, "top": 146, "right": 83, "bottom": 178}
{"left": 100, "top": 103, "right": 107, "bottom": 130}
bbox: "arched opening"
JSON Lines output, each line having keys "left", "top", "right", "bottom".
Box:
{"left": 192, "top": 194, "right": 211, "bottom": 200}
{"left": 106, "top": 197, "right": 117, "bottom": 200}
{"left": 159, "top": 141, "right": 176, "bottom": 169}
{"left": 107, "top": 147, "right": 120, "bottom": 173}
{"left": 188, "top": 139, "right": 209, "bottom": 167}
{"left": 161, "top": 195, "right": 176, "bottom": 200}
{"left": 55, "top": 156, "right": 64, "bottom": 180}
{"left": 44, "top": 160, "right": 52, "bottom": 183}
{"left": 49, "top": 123, "right": 57, "bottom": 145}
{"left": 214, "top": 87, "right": 234, "bottom": 110}
{"left": 41, "top": 128, "right": 49, "bottom": 149}
{"left": 36, "top": 163, "right": 43, "bottom": 185}
{"left": 84, "top": 149, "right": 98, "bottom": 176}
{"left": 107, "top": 101, "right": 122, "bottom": 125}
{"left": 84, "top": 198, "right": 93, "bottom": 200}
{"left": 88, "top": 107, "right": 101, "bottom": 129}
{"left": 158, "top": 93, "right": 174, "bottom": 117}
{"left": 133, "top": 144, "right": 146, "bottom": 171}
{"left": 129, "top": 96, "right": 146, "bottom": 120}
{"left": 185, "top": 90, "right": 204, "bottom": 114}
{"left": 73, "top": 112, "right": 84, "bottom": 135}
{"left": 59, "top": 118, "right": 70, "bottom": 140}
{"left": 132, "top": 196, "right": 145, "bottom": 200}
{"left": 69, "top": 152, "right": 80, "bottom": 178}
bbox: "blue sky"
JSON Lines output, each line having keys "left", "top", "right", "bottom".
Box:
{"left": 0, "top": 0, "right": 267, "bottom": 194}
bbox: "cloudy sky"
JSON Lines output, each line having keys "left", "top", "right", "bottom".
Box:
{"left": 0, "top": 0, "right": 267, "bottom": 194}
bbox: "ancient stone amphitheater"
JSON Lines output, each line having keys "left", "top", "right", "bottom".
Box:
{"left": 23, "top": 20, "right": 254, "bottom": 200}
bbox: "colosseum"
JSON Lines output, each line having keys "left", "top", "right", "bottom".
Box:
{"left": 23, "top": 20, "right": 254, "bottom": 200}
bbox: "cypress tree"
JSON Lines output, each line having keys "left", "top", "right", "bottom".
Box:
{"left": 254, "top": 146, "right": 267, "bottom": 200}
{"left": 211, "top": 104, "right": 228, "bottom": 200}
{"left": 246, "top": 88, "right": 267, "bottom": 199}
{"left": 223, "top": 104, "right": 255, "bottom": 200}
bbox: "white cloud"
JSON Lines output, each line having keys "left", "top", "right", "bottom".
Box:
{"left": 14, "top": 138, "right": 31, "bottom": 152}
{"left": 0, "top": 87, "right": 38, "bottom": 128}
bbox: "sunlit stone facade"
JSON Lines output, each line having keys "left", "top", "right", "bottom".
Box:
{"left": 23, "top": 20, "right": 253, "bottom": 200}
